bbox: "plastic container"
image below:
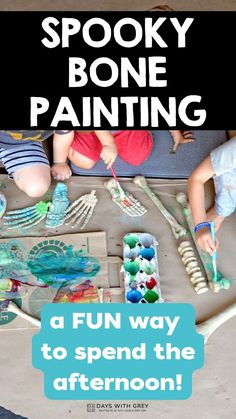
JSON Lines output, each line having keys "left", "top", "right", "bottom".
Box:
{"left": 122, "top": 233, "right": 163, "bottom": 304}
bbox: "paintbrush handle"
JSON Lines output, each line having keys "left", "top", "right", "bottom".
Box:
{"left": 110, "top": 166, "right": 119, "bottom": 183}
{"left": 110, "top": 167, "right": 125, "bottom": 198}
{"left": 210, "top": 222, "right": 217, "bottom": 279}
{"left": 210, "top": 222, "right": 216, "bottom": 257}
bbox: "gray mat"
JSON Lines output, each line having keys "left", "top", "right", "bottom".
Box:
{"left": 0, "top": 407, "right": 28, "bottom": 419}
{"left": 71, "top": 130, "right": 227, "bottom": 178}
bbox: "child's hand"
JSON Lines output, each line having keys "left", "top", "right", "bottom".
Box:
{"left": 51, "top": 163, "right": 72, "bottom": 181}
{"left": 171, "top": 130, "right": 195, "bottom": 153}
{"left": 100, "top": 144, "right": 118, "bottom": 169}
{"left": 195, "top": 227, "right": 219, "bottom": 255}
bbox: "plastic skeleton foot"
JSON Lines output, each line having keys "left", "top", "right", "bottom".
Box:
{"left": 46, "top": 182, "right": 70, "bottom": 228}
{"left": 4, "top": 201, "right": 51, "bottom": 230}
{"left": 104, "top": 179, "right": 147, "bottom": 217}
{"left": 64, "top": 190, "right": 98, "bottom": 229}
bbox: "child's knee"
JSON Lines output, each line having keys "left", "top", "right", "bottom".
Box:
{"left": 68, "top": 147, "right": 96, "bottom": 170}
{"left": 83, "top": 160, "right": 96, "bottom": 169}
{"left": 24, "top": 178, "right": 50, "bottom": 198}
{"left": 14, "top": 168, "right": 51, "bottom": 198}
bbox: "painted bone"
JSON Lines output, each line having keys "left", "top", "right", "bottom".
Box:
{"left": 197, "top": 302, "right": 236, "bottom": 343}
{"left": 105, "top": 178, "right": 147, "bottom": 217}
{"left": 176, "top": 192, "right": 230, "bottom": 293}
{"left": 178, "top": 240, "right": 208, "bottom": 294}
{"left": 133, "top": 176, "right": 186, "bottom": 239}
{"left": 6, "top": 301, "right": 41, "bottom": 327}
{"left": 4, "top": 201, "right": 51, "bottom": 230}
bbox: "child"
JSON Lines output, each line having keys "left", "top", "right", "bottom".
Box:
{"left": 0, "top": 130, "right": 73, "bottom": 197}
{"left": 188, "top": 136, "right": 236, "bottom": 255}
{"left": 66, "top": 130, "right": 193, "bottom": 171}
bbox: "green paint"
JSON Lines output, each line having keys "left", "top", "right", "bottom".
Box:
{"left": 124, "top": 260, "right": 140, "bottom": 276}
{"left": 144, "top": 290, "right": 159, "bottom": 303}
{"left": 36, "top": 201, "right": 51, "bottom": 215}
{"left": 206, "top": 263, "right": 231, "bottom": 289}
{"left": 124, "top": 234, "right": 140, "bottom": 249}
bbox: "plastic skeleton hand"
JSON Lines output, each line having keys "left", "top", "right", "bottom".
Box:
{"left": 4, "top": 201, "right": 51, "bottom": 230}
{"left": 104, "top": 179, "right": 147, "bottom": 217}
{"left": 63, "top": 190, "right": 98, "bottom": 229}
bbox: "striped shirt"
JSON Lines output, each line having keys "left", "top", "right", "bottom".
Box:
{"left": 0, "top": 130, "right": 72, "bottom": 149}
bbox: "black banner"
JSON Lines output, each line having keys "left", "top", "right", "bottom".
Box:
{"left": 0, "top": 11, "right": 235, "bottom": 129}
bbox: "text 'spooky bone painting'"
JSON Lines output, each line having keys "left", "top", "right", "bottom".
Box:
{"left": 0, "top": 232, "right": 111, "bottom": 329}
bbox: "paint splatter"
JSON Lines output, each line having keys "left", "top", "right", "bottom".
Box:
{"left": 28, "top": 244, "right": 100, "bottom": 288}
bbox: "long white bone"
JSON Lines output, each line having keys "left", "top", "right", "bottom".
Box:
{"left": 7, "top": 301, "right": 41, "bottom": 327}
{"left": 197, "top": 302, "right": 236, "bottom": 343}
{"left": 134, "top": 176, "right": 186, "bottom": 238}
{"left": 176, "top": 192, "right": 230, "bottom": 293}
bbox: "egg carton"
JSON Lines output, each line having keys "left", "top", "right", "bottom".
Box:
{"left": 122, "top": 233, "right": 163, "bottom": 304}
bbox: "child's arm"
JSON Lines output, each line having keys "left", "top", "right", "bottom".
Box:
{"left": 51, "top": 131, "right": 74, "bottom": 180}
{"left": 188, "top": 156, "right": 217, "bottom": 255}
{"left": 94, "top": 131, "right": 118, "bottom": 169}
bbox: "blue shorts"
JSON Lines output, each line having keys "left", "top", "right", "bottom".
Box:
{"left": 0, "top": 142, "right": 50, "bottom": 179}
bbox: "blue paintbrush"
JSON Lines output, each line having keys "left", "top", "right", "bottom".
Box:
{"left": 210, "top": 221, "right": 218, "bottom": 282}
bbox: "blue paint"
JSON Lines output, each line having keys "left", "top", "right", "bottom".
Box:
{"left": 0, "top": 239, "right": 29, "bottom": 282}
{"left": 45, "top": 182, "right": 70, "bottom": 228}
{"left": 126, "top": 289, "right": 142, "bottom": 303}
{"left": 139, "top": 247, "right": 155, "bottom": 261}
{"left": 27, "top": 245, "right": 100, "bottom": 288}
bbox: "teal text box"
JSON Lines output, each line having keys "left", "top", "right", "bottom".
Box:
{"left": 32, "top": 303, "right": 204, "bottom": 400}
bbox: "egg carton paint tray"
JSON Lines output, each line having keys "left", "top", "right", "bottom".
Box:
{"left": 122, "top": 233, "right": 163, "bottom": 304}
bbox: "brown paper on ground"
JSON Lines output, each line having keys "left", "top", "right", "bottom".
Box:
{"left": 0, "top": 231, "right": 114, "bottom": 330}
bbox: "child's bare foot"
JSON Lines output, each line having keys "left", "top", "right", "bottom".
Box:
{"left": 207, "top": 206, "right": 225, "bottom": 231}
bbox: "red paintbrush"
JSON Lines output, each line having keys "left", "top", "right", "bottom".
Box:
{"left": 110, "top": 166, "right": 132, "bottom": 207}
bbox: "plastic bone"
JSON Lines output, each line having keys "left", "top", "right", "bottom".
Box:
{"left": 64, "top": 190, "right": 98, "bottom": 229}
{"left": 176, "top": 192, "right": 230, "bottom": 293}
{"left": 104, "top": 178, "right": 147, "bottom": 217}
{"left": 46, "top": 182, "right": 70, "bottom": 228}
{"left": 178, "top": 241, "right": 208, "bottom": 294}
{"left": 196, "top": 302, "right": 236, "bottom": 343}
{"left": 4, "top": 201, "right": 51, "bottom": 230}
{"left": 6, "top": 301, "right": 41, "bottom": 327}
{"left": 134, "top": 176, "right": 186, "bottom": 238}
